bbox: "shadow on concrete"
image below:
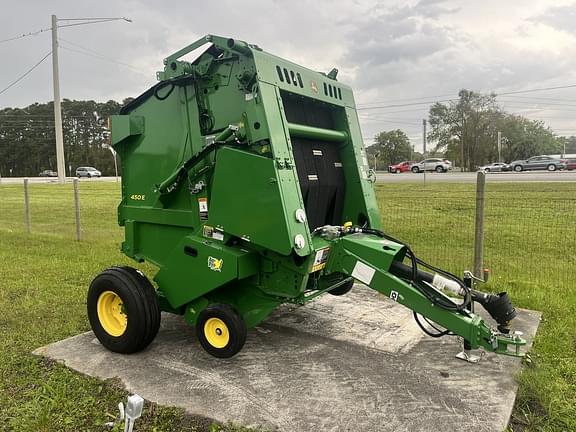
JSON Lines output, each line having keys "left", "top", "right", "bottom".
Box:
{"left": 34, "top": 285, "right": 540, "bottom": 432}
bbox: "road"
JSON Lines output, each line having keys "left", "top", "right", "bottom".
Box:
{"left": 376, "top": 170, "right": 576, "bottom": 183}
{"left": 0, "top": 176, "right": 120, "bottom": 184}
{"left": 1, "top": 171, "right": 576, "bottom": 185}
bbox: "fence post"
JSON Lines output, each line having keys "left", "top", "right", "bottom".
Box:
{"left": 473, "top": 171, "right": 486, "bottom": 277}
{"left": 24, "top": 178, "right": 31, "bottom": 234}
{"left": 73, "top": 178, "right": 81, "bottom": 241}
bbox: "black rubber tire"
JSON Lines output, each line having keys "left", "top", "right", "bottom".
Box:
{"left": 435, "top": 165, "right": 444, "bottom": 173}
{"left": 196, "top": 304, "right": 247, "bottom": 358}
{"left": 514, "top": 165, "right": 522, "bottom": 172}
{"left": 87, "top": 266, "right": 160, "bottom": 354}
{"left": 328, "top": 278, "right": 354, "bottom": 296}
{"left": 484, "top": 168, "right": 490, "bottom": 172}
{"left": 411, "top": 166, "right": 420, "bottom": 173}
{"left": 547, "top": 164, "right": 556, "bottom": 171}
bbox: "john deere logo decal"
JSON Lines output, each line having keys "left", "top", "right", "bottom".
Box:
{"left": 310, "top": 80, "right": 318, "bottom": 93}
{"left": 208, "top": 256, "right": 223, "bottom": 272}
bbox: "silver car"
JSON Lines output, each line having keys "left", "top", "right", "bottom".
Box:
{"left": 76, "top": 166, "right": 102, "bottom": 178}
{"left": 478, "top": 162, "right": 510, "bottom": 172}
{"left": 411, "top": 158, "right": 451, "bottom": 173}
{"left": 509, "top": 156, "right": 566, "bottom": 172}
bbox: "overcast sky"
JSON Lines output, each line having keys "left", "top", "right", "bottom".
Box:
{"left": 1, "top": 0, "right": 576, "bottom": 150}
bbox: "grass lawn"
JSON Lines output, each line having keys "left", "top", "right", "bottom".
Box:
{"left": 0, "top": 180, "right": 574, "bottom": 431}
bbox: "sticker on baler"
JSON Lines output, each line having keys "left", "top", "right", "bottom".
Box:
{"left": 198, "top": 198, "right": 208, "bottom": 212}
{"left": 351, "top": 261, "right": 375, "bottom": 285}
{"left": 202, "top": 225, "right": 224, "bottom": 241}
{"left": 310, "top": 80, "right": 318, "bottom": 93}
{"left": 198, "top": 197, "right": 208, "bottom": 221}
{"left": 390, "top": 290, "right": 399, "bottom": 302}
{"left": 208, "top": 256, "right": 223, "bottom": 272}
{"left": 311, "top": 247, "right": 330, "bottom": 273}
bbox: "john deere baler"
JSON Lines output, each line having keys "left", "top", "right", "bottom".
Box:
{"left": 87, "top": 35, "right": 526, "bottom": 359}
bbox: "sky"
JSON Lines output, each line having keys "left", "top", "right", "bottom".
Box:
{"left": 1, "top": 0, "right": 576, "bottom": 151}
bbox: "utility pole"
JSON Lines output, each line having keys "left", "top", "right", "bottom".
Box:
{"left": 52, "top": 14, "right": 66, "bottom": 184}
{"left": 50, "top": 15, "right": 131, "bottom": 184}
{"left": 422, "top": 119, "right": 427, "bottom": 154}
{"left": 422, "top": 119, "right": 427, "bottom": 185}
{"left": 497, "top": 131, "right": 501, "bottom": 162}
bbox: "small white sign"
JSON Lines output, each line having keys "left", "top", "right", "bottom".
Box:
{"left": 351, "top": 260, "right": 376, "bottom": 285}
{"left": 198, "top": 198, "right": 208, "bottom": 212}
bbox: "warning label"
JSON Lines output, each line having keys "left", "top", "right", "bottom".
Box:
{"left": 311, "top": 247, "right": 330, "bottom": 273}
{"left": 198, "top": 197, "right": 208, "bottom": 221}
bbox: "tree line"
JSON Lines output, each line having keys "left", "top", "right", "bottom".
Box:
{"left": 368, "top": 89, "right": 576, "bottom": 170}
{"left": 0, "top": 99, "right": 127, "bottom": 177}
{"left": 2, "top": 91, "right": 575, "bottom": 176}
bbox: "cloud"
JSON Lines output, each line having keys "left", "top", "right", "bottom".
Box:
{"left": 2, "top": 0, "right": 576, "bottom": 143}
{"left": 531, "top": 3, "right": 576, "bottom": 34}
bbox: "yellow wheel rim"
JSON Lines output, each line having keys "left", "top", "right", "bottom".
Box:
{"left": 97, "top": 291, "right": 127, "bottom": 337}
{"left": 204, "top": 317, "right": 229, "bottom": 349}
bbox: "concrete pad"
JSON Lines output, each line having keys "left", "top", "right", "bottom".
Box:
{"left": 35, "top": 285, "right": 540, "bottom": 432}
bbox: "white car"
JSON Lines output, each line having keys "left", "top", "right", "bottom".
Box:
{"left": 410, "top": 158, "right": 451, "bottom": 173}
{"left": 76, "top": 166, "right": 101, "bottom": 178}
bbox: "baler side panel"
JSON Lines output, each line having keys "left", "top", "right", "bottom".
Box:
{"left": 338, "top": 107, "right": 382, "bottom": 229}
{"left": 154, "top": 234, "right": 258, "bottom": 308}
{"left": 113, "top": 84, "right": 206, "bottom": 265}
{"left": 208, "top": 147, "right": 294, "bottom": 255}
{"left": 251, "top": 50, "right": 355, "bottom": 108}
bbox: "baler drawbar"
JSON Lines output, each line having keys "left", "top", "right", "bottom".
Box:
{"left": 87, "top": 35, "right": 527, "bottom": 359}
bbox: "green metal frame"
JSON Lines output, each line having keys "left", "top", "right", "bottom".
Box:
{"left": 109, "top": 34, "right": 526, "bottom": 358}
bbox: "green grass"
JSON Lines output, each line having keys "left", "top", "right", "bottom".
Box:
{"left": 0, "top": 182, "right": 256, "bottom": 432}
{"left": 0, "top": 181, "right": 575, "bottom": 431}
{"left": 375, "top": 182, "right": 576, "bottom": 431}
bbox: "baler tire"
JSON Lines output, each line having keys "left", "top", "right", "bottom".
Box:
{"left": 87, "top": 266, "right": 160, "bottom": 354}
{"left": 328, "top": 279, "right": 354, "bottom": 296}
{"left": 196, "top": 304, "right": 247, "bottom": 358}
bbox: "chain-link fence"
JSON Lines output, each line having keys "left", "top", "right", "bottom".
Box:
{"left": 0, "top": 180, "right": 122, "bottom": 243}
{"left": 376, "top": 180, "right": 576, "bottom": 293}
{"left": 1, "top": 178, "right": 574, "bottom": 293}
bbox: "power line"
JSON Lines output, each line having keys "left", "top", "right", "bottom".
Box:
{"left": 0, "top": 28, "right": 51, "bottom": 44}
{"left": 59, "top": 38, "right": 141, "bottom": 72}
{"left": 56, "top": 18, "right": 131, "bottom": 30}
{"left": 497, "top": 95, "right": 576, "bottom": 103}
{"left": 357, "top": 98, "right": 455, "bottom": 111}
{"left": 0, "top": 18, "right": 131, "bottom": 45}
{"left": 0, "top": 51, "right": 52, "bottom": 96}
{"left": 357, "top": 93, "right": 455, "bottom": 107}
{"left": 57, "top": 17, "right": 132, "bottom": 21}
{"left": 497, "top": 84, "right": 576, "bottom": 96}
{"left": 356, "top": 83, "right": 576, "bottom": 112}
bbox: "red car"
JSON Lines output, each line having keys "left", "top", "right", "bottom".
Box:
{"left": 565, "top": 158, "right": 576, "bottom": 170}
{"left": 388, "top": 160, "right": 416, "bottom": 173}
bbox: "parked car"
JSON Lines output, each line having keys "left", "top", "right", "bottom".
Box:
{"left": 76, "top": 166, "right": 101, "bottom": 178}
{"left": 509, "top": 156, "right": 566, "bottom": 172}
{"left": 477, "top": 162, "right": 510, "bottom": 172}
{"left": 566, "top": 158, "right": 576, "bottom": 170}
{"left": 388, "top": 160, "right": 417, "bottom": 173}
{"left": 39, "top": 170, "right": 57, "bottom": 177}
{"left": 411, "top": 158, "right": 451, "bottom": 173}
